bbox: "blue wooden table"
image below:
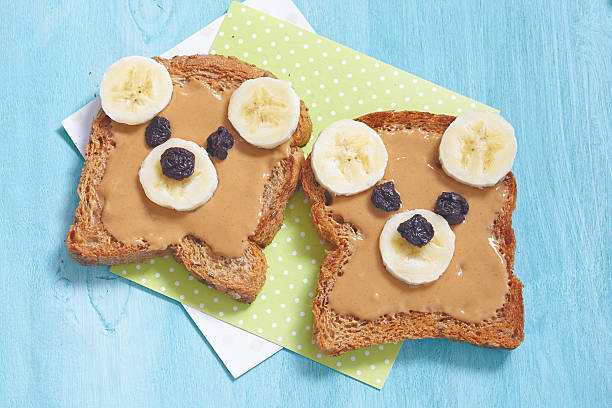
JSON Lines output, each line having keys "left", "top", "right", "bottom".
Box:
{"left": 0, "top": 0, "right": 610, "bottom": 406}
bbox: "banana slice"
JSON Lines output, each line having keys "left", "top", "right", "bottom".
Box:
{"left": 311, "top": 119, "right": 388, "bottom": 196}
{"left": 227, "top": 77, "right": 300, "bottom": 149}
{"left": 100, "top": 56, "right": 173, "bottom": 125}
{"left": 379, "top": 210, "right": 455, "bottom": 285}
{"left": 139, "top": 138, "right": 218, "bottom": 211}
{"left": 439, "top": 110, "right": 517, "bottom": 188}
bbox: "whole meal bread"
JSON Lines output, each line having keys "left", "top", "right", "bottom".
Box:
{"left": 66, "top": 55, "right": 312, "bottom": 303}
{"left": 301, "top": 111, "right": 523, "bottom": 355}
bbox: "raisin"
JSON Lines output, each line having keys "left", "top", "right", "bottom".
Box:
{"left": 145, "top": 116, "right": 171, "bottom": 147}
{"left": 434, "top": 192, "right": 469, "bottom": 225}
{"left": 160, "top": 147, "right": 195, "bottom": 180}
{"left": 206, "top": 126, "right": 234, "bottom": 160}
{"left": 397, "top": 214, "right": 434, "bottom": 247}
{"left": 371, "top": 181, "right": 402, "bottom": 211}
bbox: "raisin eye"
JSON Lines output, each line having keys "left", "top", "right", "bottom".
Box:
{"left": 145, "top": 116, "right": 171, "bottom": 147}
{"left": 434, "top": 192, "right": 469, "bottom": 225}
{"left": 397, "top": 214, "right": 434, "bottom": 247}
{"left": 160, "top": 147, "right": 195, "bottom": 180}
{"left": 206, "top": 126, "right": 234, "bottom": 160}
{"left": 371, "top": 181, "right": 402, "bottom": 212}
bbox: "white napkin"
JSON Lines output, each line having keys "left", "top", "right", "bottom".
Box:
{"left": 62, "top": 0, "right": 314, "bottom": 379}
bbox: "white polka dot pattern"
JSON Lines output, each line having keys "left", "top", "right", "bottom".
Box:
{"left": 110, "top": 2, "right": 492, "bottom": 389}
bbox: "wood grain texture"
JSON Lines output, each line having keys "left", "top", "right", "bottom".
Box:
{"left": 0, "top": 0, "right": 609, "bottom": 406}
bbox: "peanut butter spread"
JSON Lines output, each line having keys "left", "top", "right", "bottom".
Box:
{"left": 327, "top": 128, "right": 509, "bottom": 322}
{"left": 99, "top": 80, "right": 292, "bottom": 258}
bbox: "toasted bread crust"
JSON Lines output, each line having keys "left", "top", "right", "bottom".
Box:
{"left": 66, "top": 55, "right": 312, "bottom": 303}
{"left": 301, "top": 111, "right": 523, "bottom": 355}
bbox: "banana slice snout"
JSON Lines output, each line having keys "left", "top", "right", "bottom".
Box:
{"left": 311, "top": 119, "right": 388, "bottom": 196}
{"left": 100, "top": 56, "right": 173, "bottom": 125}
{"left": 228, "top": 77, "right": 301, "bottom": 149}
{"left": 139, "top": 138, "right": 218, "bottom": 211}
{"left": 439, "top": 111, "right": 517, "bottom": 188}
{"left": 379, "top": 210, "right": 455, "bottom": 285}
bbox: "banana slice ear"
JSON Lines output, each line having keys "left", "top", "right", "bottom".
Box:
{"left": 100, "top": 56, "right": 173, "bottom": 125}
{"left": 311, "top": 119, "right": 388, "bottom": 196}
{"left": 228, "top": 77, "right": 301, "bottom": 149}
{"left": 439, "top": 111, "right": 517, "bottom": 188}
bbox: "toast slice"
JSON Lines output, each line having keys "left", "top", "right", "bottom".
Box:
{"left": 67, "top": 55, "right": 312, "bottom": 303}
{"left": 301, "top": 111, "right": 523, "bottom": 355}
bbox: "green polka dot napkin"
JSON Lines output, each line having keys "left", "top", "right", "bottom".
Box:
{"left": 111, "top": 1, "right": 491, "bottom": 388}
